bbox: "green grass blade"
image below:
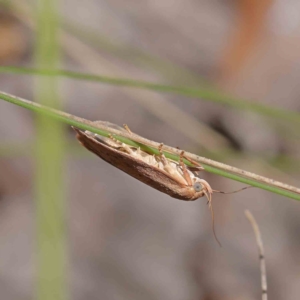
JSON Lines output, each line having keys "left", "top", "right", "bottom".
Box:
{"left": 0, "top": 66, "right": 300, "bottom": 123}
{"left": 0, "top": 91, "right": 300, "bottom": 201}
{"left": 35, "top": 0, "right": 66, "bottom": 299}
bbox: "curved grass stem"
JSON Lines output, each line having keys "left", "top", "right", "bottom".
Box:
{"left": 1, "top": 90, "right": 300, "bottom": 201}
{"left": 0, "top": 66, "right": 300, "bottom": 124}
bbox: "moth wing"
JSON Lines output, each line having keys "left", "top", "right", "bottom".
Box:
{"left": 74, "top": 128, "right": 195, "bottom": 200}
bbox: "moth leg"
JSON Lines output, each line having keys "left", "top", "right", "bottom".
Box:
{"left": 108, "top": 134, "right": 124, "bottom": 146}
{"left": 108, "top": 134, "right": 124, "bottom": 147}
{"left": 172, "top": 146, "right": 204, "bottom": 172}
{"left": 144, "top": 154, "right": 158, "bottom": 166}
{"left": 147, "top": 150, "right": 160, "bottom": 168}
{"left": 123, "top": 124, "right": 133, "bottom": 134}
{"left": 157, "top": 144, "right": 188, "bottom": 185}
{"left": 183, "top": 155, "right": 204, "bottom": 171}
{"left": 136, "top": 147, "right": 142, "bottom": 155}
{"left": 158, "top": 144, "right": 176, "bottom": 173}
{"left": 179, "top": 151, "right": 193, "bottom": 186}
{"left": 158, "top": 143, "right": 164, "bottom": 153}
{"left": 158, "top": 144, "right": 167, "bottom": 164}
{"left": 148, "top": 153, "right": 157, "bottom": 164}
{"left": 108, "top": 134, "right": 135, "bottom": 155}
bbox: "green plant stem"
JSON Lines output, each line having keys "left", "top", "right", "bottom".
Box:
{"left": 0, "top": 66, "right": 300, "bottom": 124}
{"left": 1, "top": 91, "right": 300, "bottom": 201}
{"left": 35, "top": 0, "right": 66, "bottom": 299}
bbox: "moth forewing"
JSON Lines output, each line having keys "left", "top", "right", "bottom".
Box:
{"left": 73, "top": 127, "right": 207, "bottom": 201}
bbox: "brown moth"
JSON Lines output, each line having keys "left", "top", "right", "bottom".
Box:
{"left": 73, "top": 122, "right": 211, "bottom": 201}
{"left": 73, "top": 121, "right": 243, "bottom": 246}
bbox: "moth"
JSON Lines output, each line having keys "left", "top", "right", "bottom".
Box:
{"left": 73, "top": 121, "right": 247, "bottom": 246}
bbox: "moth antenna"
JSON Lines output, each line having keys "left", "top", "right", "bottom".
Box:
{"left": 203, "top": 188, "right": 222, "bottom": 247}
{"left": 212, "top": 186, "right": 252, "bottom": 195}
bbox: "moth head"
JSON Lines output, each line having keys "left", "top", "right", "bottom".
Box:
{"left": 193, "top": 179, "right": 213, "bottom": 196}
{"left": 193, "top": 181, "right": 203, "bottom": 192}
{"left": 191, "top": 179, "right": 214, "bottom": 217}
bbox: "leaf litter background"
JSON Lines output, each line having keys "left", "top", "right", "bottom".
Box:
{"left": 1, "top": 0, "right": 300, "bottom": 299}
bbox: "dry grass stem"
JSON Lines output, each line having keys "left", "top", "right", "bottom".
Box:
{"left": 245, "top": 210, "right": 268, "bottom": 300}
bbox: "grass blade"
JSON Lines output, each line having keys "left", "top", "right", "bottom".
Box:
{"left": 1, "top": 66, "right": 300, "bottom": 124}
{"left": 0, "top": 91, "right": 300, "bottom": 201}
{"left": 35, "top": 0, "right": 66, "bottom": 299}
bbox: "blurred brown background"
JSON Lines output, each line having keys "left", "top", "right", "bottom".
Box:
{"left": 1, "top": 0, "right": 300, "bottom": 299}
